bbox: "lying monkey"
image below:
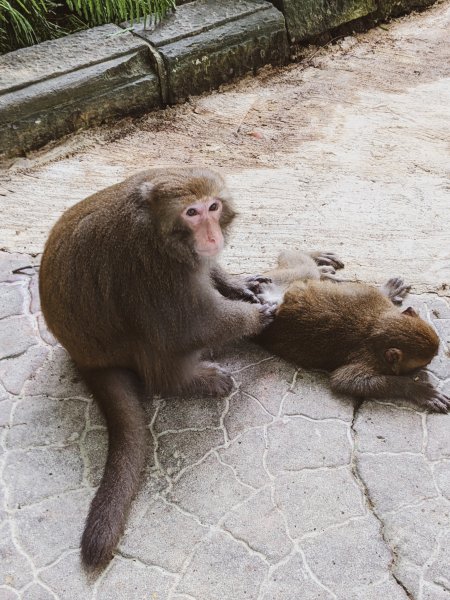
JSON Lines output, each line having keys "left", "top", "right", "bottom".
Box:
{"left": 256, "top": 250, "right": 450, "bottom": 413}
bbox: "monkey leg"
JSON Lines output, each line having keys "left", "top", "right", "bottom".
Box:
{"left": 379, "top": 277, "right": 411, "bottom": 305}
{"left": 330, "top": 363, "right": 450, "bottom": 412}
{"left": 183, "top": 360, "right": 234, "bottom": 397}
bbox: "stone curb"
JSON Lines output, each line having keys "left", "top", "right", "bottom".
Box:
{"left": 0, "top": 0, "right": 437, "bottom": 158}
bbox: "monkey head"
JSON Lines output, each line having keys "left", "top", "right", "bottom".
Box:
{"left": 139, "top": 167, "right": 236, "bottom": 264}
{"left": 380, "top": 307, "right": 440, "bottom": 375}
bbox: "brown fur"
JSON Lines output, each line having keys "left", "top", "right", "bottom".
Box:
{"left": 39, "top": 167, "right": 274, "bottom": 569}
{"left": 257, "top": 251, "right": 449, "bottom": 413}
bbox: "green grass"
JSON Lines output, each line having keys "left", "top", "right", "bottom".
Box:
{"left": 0, "top": 0, "right": 176, "bottom": 54}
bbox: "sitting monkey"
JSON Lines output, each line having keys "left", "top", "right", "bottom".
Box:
{"left": 256, "top": 250, "right": 450, "bottom": 413}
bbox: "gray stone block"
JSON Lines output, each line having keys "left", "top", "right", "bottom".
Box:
{"left": 273, "top": 0, "right": 376, "bottom": 43}
{"left": 127, "top": 0, "right": 289, "bottom": 103}
{"left": 0, "top": 25, "right": 160, "bottom": 156}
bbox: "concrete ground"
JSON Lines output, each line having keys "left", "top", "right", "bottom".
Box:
{"left": 1, "top": 2, "right": 450, "bottom": 599}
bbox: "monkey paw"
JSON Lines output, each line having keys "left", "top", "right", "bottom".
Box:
{"left": 381, "top": 277, "right": 411, "bottom": 304}
{"left": 310, "top": 251, "right": 345, "bottom": 270}
{"left": 256, "top": 302, "right": 278, "bottom": 330}
{"left": 189, "top": 363, "right": 234, "bottom": 397}
{"left": 245, "top": 275, "right": 273, "bottom": 297}
{"left": 415, "top": 383, "right": 450, "bottom": 413}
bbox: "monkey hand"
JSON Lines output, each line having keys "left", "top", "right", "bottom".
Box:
{"left": 310, "top": 251, "right": 345, "bottom": 270}
{"left": 255, "top": 302, "right": 278, "bottom": 330}
{"left": 245, "top": 275, "right": 273, "bottom": 297}
{"left": 413, "top": 382, "right": 450, "bottom": 413}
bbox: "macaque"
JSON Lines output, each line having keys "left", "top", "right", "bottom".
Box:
{"left": 257, "top": 250, "right": 449, "bottom": 413}
{"left": 39, "top": 167, "right": 275, "bottom": 569}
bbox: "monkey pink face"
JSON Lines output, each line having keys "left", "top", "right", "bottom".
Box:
{"left": 182, "top": 197, "right": 224, "bottom": 257}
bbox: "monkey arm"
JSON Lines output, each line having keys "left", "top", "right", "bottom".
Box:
{"left": 330, "top": 363, "right": 450, "bottom": 413}
{"left": 210, "top": 265, "right": 268, "bottom": 303}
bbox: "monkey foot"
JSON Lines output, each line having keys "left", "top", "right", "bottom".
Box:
{"left": 381, "top": 277, "right": 411, "bottom": 304}
{"left": 188, "top": 363, "right": 234, "bottom": 397}
{"left": 310, "top": 251, "right": 345, "bottom": 270}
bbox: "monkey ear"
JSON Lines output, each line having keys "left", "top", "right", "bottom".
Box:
{"left": 402, "top": 307, "right": 418, "bottom": 317}
{"left": 385, "top": 348, "right": 402, "bottom": 364}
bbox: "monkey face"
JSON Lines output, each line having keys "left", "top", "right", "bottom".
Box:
{"left": 181, "top": 197, "right": 225, "bottom": 257}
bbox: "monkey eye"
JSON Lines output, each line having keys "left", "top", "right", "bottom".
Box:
{"left": 209, "top": 202, "right": 219, "bottom": 211}
{"left": 186, "top": 208, "right": 198, "bottom": 217}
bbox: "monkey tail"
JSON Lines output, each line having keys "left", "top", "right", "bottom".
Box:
{"left": 80, "top": 367, "right": 148, "bottom": 570}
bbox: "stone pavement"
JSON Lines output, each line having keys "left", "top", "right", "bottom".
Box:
{"left": 0, "top": 251, "right": 449, "bottom": 599}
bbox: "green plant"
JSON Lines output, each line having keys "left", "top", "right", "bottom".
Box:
{"left": 0, "top": 0, "right": 176, "bottom": 54}
{"left": 0, "top": 0, "right": 63, "bottom": 53}
{"left": 66, "top": 0, "right": 175, "bottom": 27}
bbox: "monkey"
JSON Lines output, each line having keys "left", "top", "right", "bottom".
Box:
{"left": 38, "top": 167, "right": 277, "bottom": 570}
{"left": 256, "top": 250, "right": 450, "bottom": 413}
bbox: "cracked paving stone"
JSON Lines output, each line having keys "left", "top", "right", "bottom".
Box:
{"left": 21, "top": 583, "right": 54, "bottom": 600}
{"left": 285, "top": 371, "right": 354, "bottom": 421}
{"left": 120, "top": 497, "right": 208, "bottom": 572}
{"left": 224, "top": 391, "right": 273, "bottom": 440}
{"left": 218, "top": 428, "right": 269, "bottom": 488}
{"left": 4, "top": 445, "right": 83, "bottom": 507}
{"left": 14, "top": 489, "right": 92, "bottom": 568}
{"left": 0, "top": 521, "right": 33, "bottom": 589}
{"left": 217, "top": 340, "right": 272, "bottom": 373}
{"left": 261, "top": 552, "right": 333, "bottom": 599}
{"left": 0, "top": 345, "right": 49, "bottom": 395}
{"left": 28, "top": 276, "right": 40, "bottom": 314}
{"left": 0, "top": 253, "right": 39, "bottom": 284}
{"left": 434, "top": 460, "right": 450, "bottom": 500}
{"left": 301, "top": 515, "right": 391, "bottom": 596}
{"left": 0, "top": 316, "right": 36, "bottom": 360}
{"left": 158, "top": 428, "right": 224, "bottom": 476}
{"left": 0, "top": 589, "right": 20, "bottom": 599}
{"left": 97, "top": 556, "right": 176, "bottom": 599}
{"left": 356, "top": 452, "right": 437, "bottom": 513}
{"left": 274, "top": 467, "right": 365, "bottom": 538}
{"left": 36, "top": 314, "right": 57, "bottom": 346}
{"left": 154, "top": 395, "right": 225, "bottom": 432}
{"left": 427, "top": 346, "right": 450, "bottom": 380}
{"left": 422, "top": 583, "right": 450, "bottom": 600}
{"left": 8, "top": 396, "right": 86, "bottom": 448}
{"left": 23, "top": 346, "right": 87, "bottom": 398}
{"left": 266, "top": 418, "right": 351, "bottom": 475}
{"left": 177, "top": 530, "right": 267, "bottom": 600}
{"left": 0, "top": 395, "right": 14, "bottom": 427}
{"left": 235, "top": 357, "right": 296, "bottom": 415}
{"left": 39, "top": 552, "right": 93, "bottom": 599}
{"left": 168, "top": 454, "right": 251, "bottom": 524}
{"left": 433, "top": 318, "right": 450, "bottom": 346}
{"left": 354, "top": 402, "right": 423, "bottom": 453}
{"left": 0, "top": 283, "right": 26, "bottom": 319}
{"left": 383, "top": 499, "right": 450, "bottom": 574}
{"left": 345, "top": 577, "right": 410, "bottom": 599}
{"left": 83, "top": 428, "right": 108, "bottom": 486}
{"left": 222, "top": 487, "right": 293, "bottom": 563}
{"left": 424, "top": 534, "right": 450, "bottom": 591}
{"left": 426, "top": 413, "right": 450, "bottom": 460}
{"left": 428, "top": 297, "right": 450, "bottom": 319}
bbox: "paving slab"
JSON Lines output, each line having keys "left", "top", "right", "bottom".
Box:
{"left": 0, "top": 3, "right": 449, "bottom": 599}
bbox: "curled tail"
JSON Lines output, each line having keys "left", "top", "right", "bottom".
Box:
{"left": 80, "top": 368, "right": 148, "bottom": 570}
